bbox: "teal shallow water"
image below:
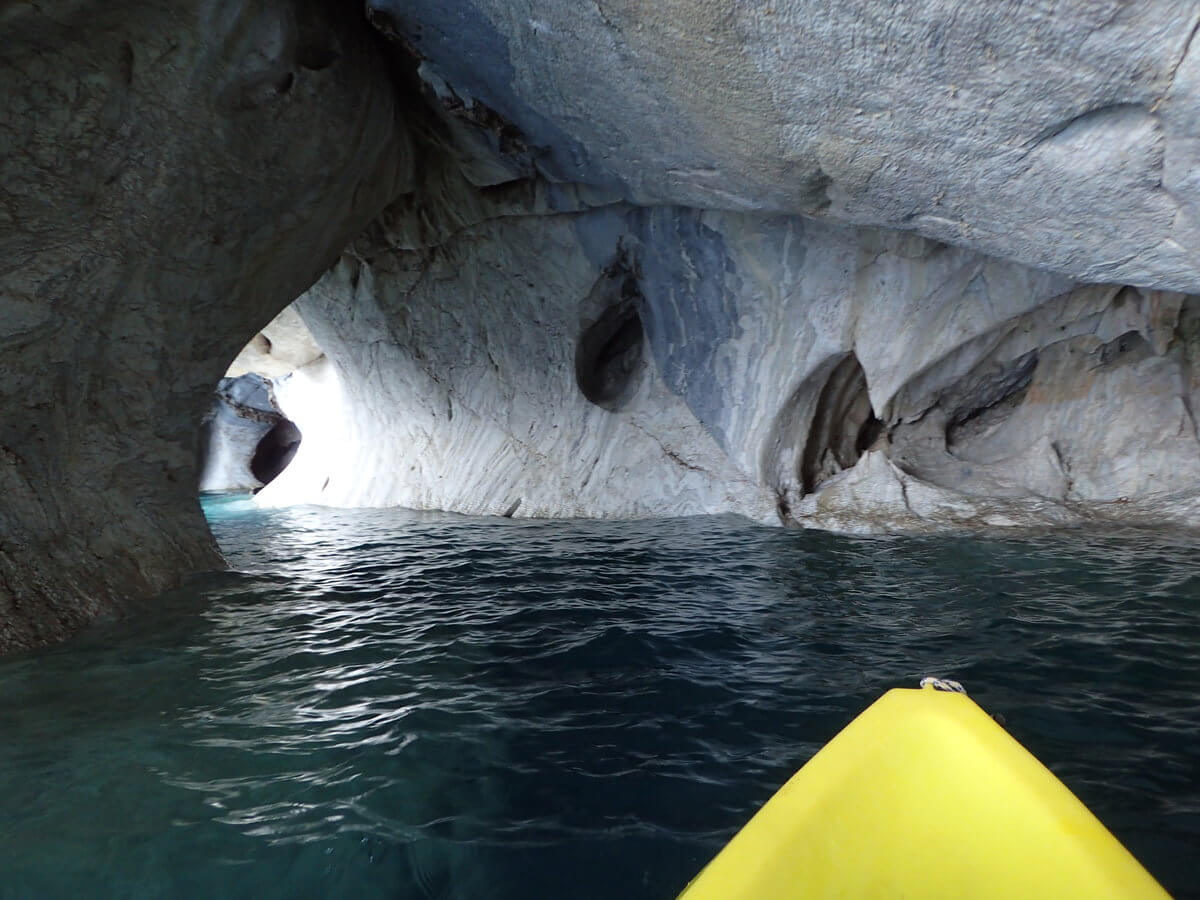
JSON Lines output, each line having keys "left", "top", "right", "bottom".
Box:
{"left": 1, "top": 496, "right": 1198, "bottom": 898}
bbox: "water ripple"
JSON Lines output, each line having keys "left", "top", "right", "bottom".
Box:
{"left": 0, "top": 500, "right": 1197, "bottom": 898}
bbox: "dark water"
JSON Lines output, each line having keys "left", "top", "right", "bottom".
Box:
{"left": 1, "top": 496, "right": 1198, "bottom": 898}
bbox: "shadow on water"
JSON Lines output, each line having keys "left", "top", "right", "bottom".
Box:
{"left": 0, "top": 496, "right": 1197, "bottom": 898}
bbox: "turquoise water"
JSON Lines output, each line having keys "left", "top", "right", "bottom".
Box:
{"left": 1, "top": 495, "right": 1198, "bottom": 898}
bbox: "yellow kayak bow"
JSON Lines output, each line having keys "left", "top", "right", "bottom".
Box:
{"left": 679, "top": 683, "right": 1167, "bottom": 898}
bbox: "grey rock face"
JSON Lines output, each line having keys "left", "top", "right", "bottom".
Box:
{"left": 0, "top": 0, "right": 407, "bottom": 651}
{"left": 369, "top": 0, "right": 1200, "bottom": 291}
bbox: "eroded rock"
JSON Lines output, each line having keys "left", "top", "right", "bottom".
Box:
{"left": 199, "top": 374, "right": 300, "bottom": 493}
{"left": 257, "top": 163, "right": 1200, "bottom": 533}
{"left": 225, "top": 306, "right": 324, "bottom": 379}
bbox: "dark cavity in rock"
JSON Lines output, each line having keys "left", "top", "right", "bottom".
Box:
{"left": 576, "top": 268, "right": 646, "bottom": 411}
{"left": 295, "top": 0, "right": 342, "bottom": 70}
{"left": 945, "top": 350, "right": 1038, "bottom": 450}
{"left": 801, "top": 353, "right": 881, "bottom": 494}
{"left": 1097, "top": 330, "right": 1153, "bottom": 368}
{"left": 251, "top": 419, "right": 302, "bottom": 488}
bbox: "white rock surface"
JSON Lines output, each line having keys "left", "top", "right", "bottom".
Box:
{"left": 226, "top": 306, "right": 324, "bottom": 378}
{"left": 257, "top": 356, "right": 350, "bottom": 505}
{"left": 260, "top": 164, "right": 1200, "bottom": 532}
{"left": 257, "top": 216, "right": 776, "bottom": 521}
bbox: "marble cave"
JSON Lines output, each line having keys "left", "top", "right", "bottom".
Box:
{"left": 4, "top": 0, "right": 1200, "bottom": 651}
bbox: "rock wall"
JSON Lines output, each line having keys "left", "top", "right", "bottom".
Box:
{"left": 224, "top": 306, "right": 324, "bottom": 379}
{"left": 366, "top": 0, "right": 1200, "bottom": 292}
{"left": 260, "top": 202, "right": 775, "bottom": 520}
{"left": 263, "top": 169, "right": 1200, "bottom": 531}
{"left": 0, "top": 0, "right": 407, "bottom": 651}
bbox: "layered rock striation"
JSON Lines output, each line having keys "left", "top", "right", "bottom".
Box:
{"left": 363, "top": 0, "right": 1200, "bottom": 291}
{"left": 267, "top": 178, "right": 1200, "bottom": 532}
{"left": 4, "top": 0, "right": 1200, "bottom": 649}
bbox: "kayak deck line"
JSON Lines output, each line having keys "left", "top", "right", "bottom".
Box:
{"left": 678, "top": 682, "right": 1168, "bottom": 898}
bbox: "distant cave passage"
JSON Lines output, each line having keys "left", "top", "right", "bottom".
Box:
{"left": 251, "top": 419, "right": 302, "bottom": 488}
{"left": 801, "top": 353, "right": 882, "bottom": 494}
{"left": 575, "top": 279, "right": 645, "bottom": 411}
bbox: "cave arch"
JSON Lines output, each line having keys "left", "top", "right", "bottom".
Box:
{"left": 0, "top": 0, "right": 408, "bottom": 652}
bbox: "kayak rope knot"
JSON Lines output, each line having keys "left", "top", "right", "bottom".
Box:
{"left": 919, "top": 676, "right": 966, "bottom": 694}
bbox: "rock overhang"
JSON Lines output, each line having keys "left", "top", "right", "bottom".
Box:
{"left": 365, "top": 0, "right": 1200, "bottom": 292}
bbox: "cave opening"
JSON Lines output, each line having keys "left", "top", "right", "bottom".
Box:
{"left": 800, "top": 352, "right": 881, "bottom": 495}
{"left": 197, "top": 304, "right": 326, "bottom": 498}
{"left": 198, "top": 371, "right": 304, "bottom": 495}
